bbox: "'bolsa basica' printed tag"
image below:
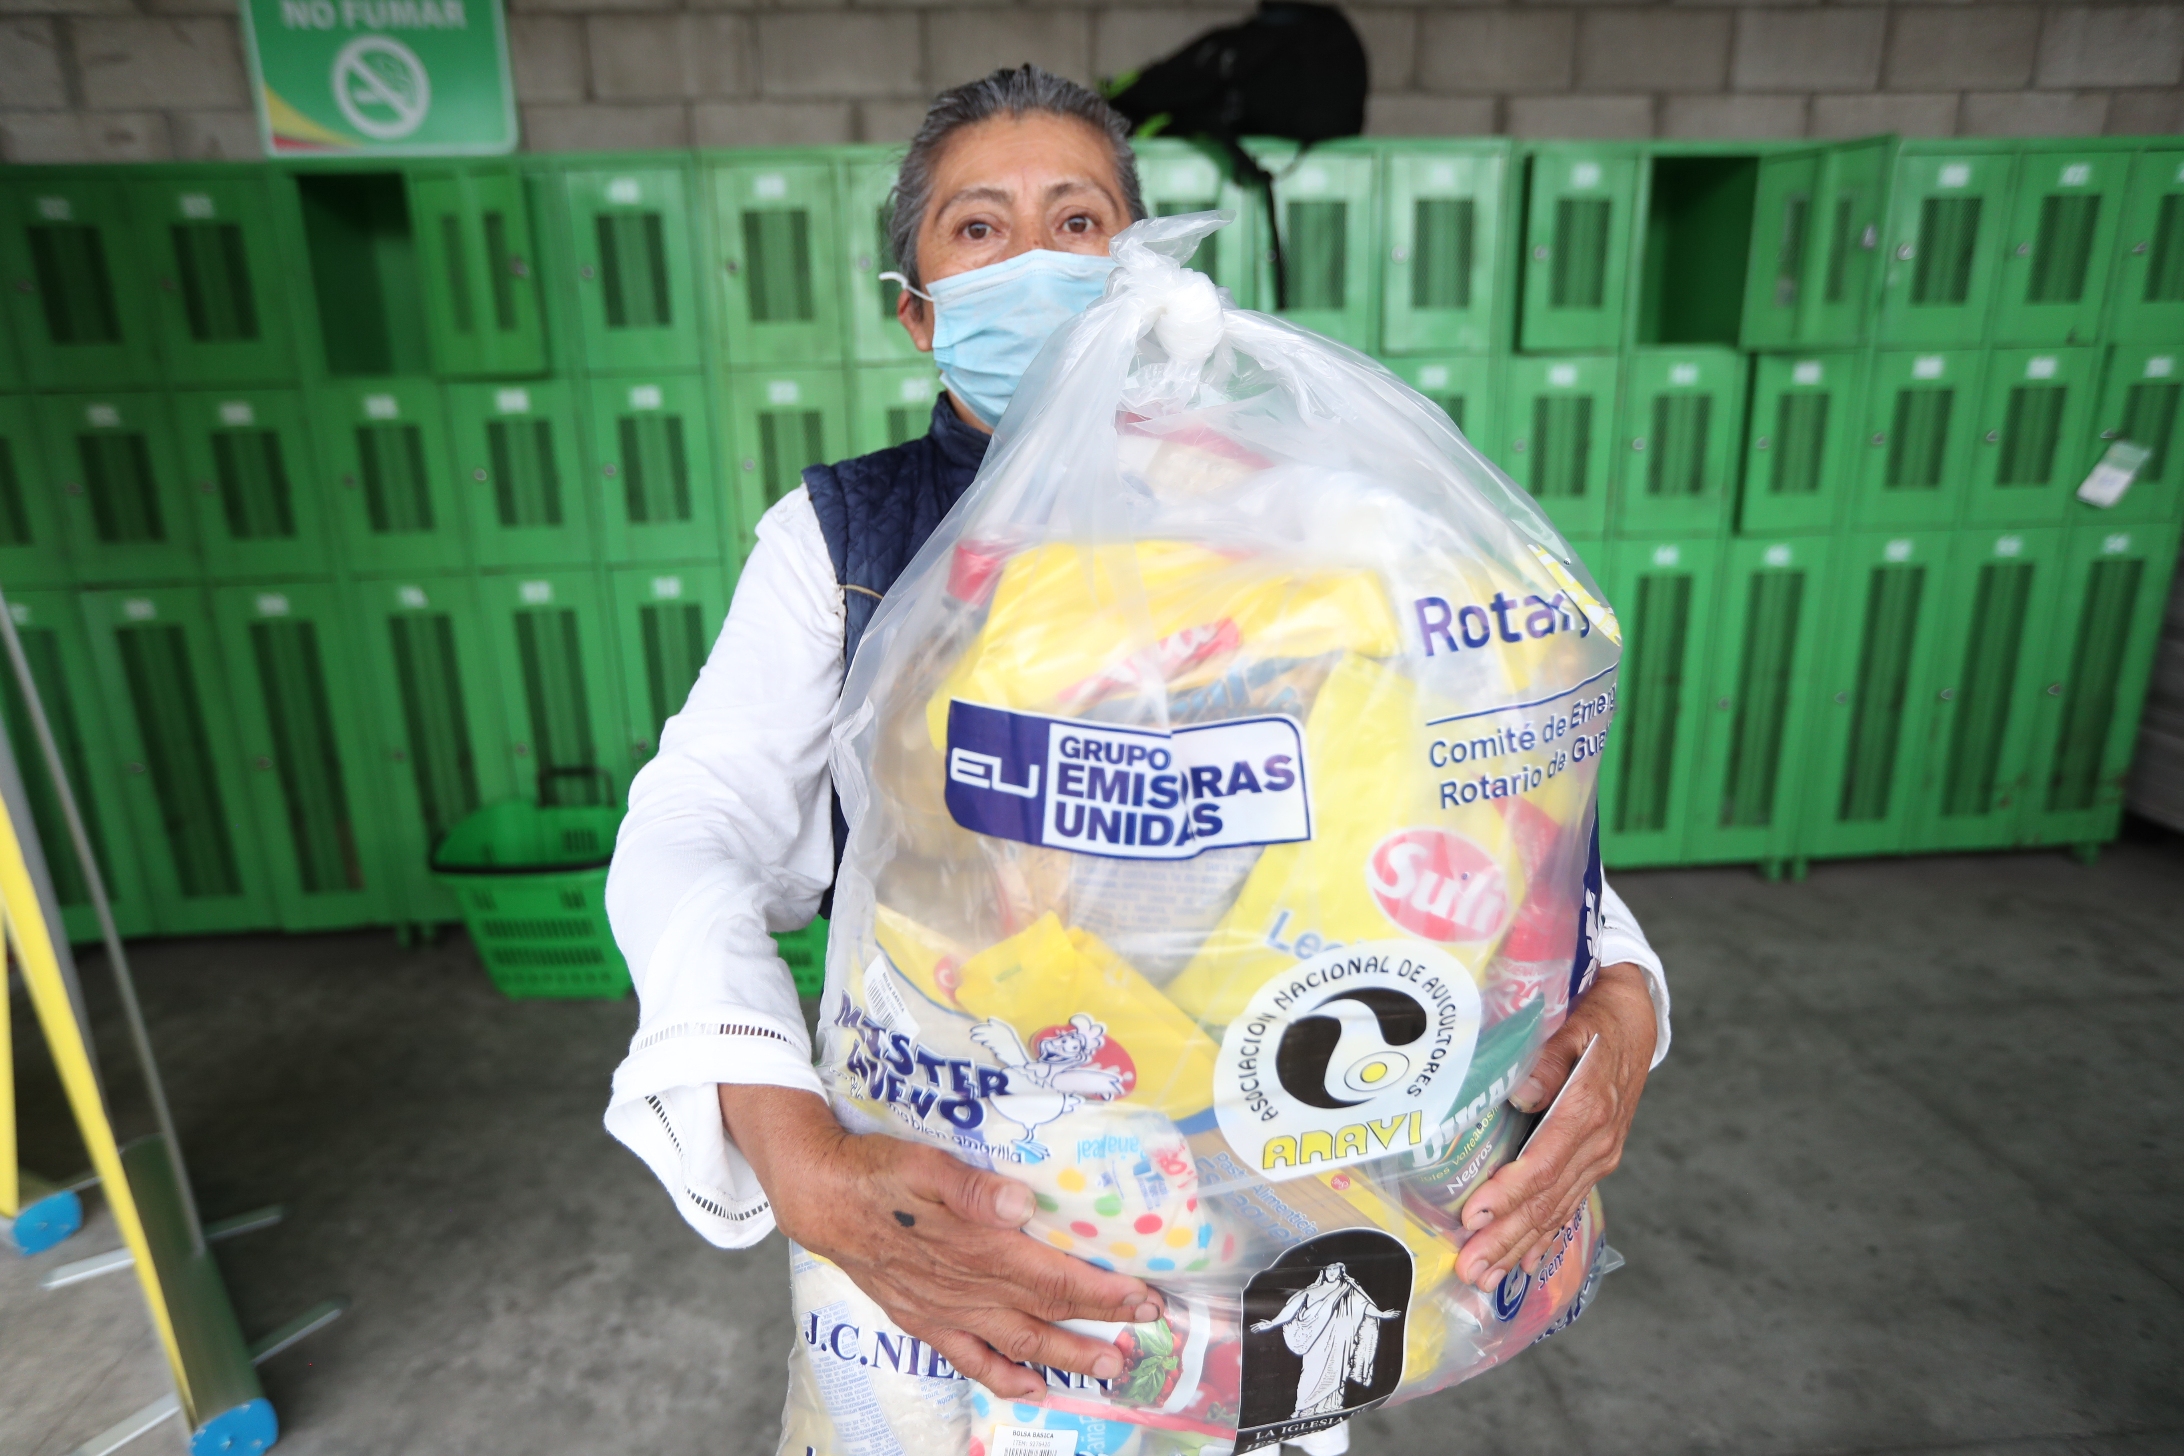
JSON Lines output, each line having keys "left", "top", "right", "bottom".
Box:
{"left": 944, "top": 700, "right": 1311, "bottom": 859}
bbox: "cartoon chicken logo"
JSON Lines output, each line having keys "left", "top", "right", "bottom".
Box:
{"left": 968, "top": 1013, "right": 1126, "bottom": 1160}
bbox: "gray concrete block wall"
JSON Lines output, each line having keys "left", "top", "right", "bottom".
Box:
{"left": 2, "top": 2, "right": 2182, "bottom": 162}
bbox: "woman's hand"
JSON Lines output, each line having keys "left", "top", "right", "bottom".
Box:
{"left": 719, "top": 1085, "right": 1161, "bottom": 1399}
{"left": 1454, "top": 962, "right": 1657, "bottom": 1289}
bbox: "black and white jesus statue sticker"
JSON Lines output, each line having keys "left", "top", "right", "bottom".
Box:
{"left": 1236, "top": 1228, "right": 1413, "bottom": 1453}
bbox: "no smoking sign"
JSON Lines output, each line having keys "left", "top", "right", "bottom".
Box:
{"left": 240, "top": 0, "right": 514, "bottom": 155}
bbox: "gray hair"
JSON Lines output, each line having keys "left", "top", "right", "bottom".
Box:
{"left": 886, "top": 65, "right": 1147, "bottom": 306}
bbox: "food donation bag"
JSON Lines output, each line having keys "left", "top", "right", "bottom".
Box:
{"left": 794, "top": 214, "right": 1625, "bottom": 1456}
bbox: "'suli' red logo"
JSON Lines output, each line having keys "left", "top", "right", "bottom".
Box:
{"left": 1367, "top": 828, "right": 1511, "bottom": 943}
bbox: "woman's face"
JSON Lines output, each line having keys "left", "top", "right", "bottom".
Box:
{"left": 896, "top": 111, "right": 1132, "bottom": 352}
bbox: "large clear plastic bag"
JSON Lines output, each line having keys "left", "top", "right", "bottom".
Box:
{"left": 812, "top": 213, "right": 1623, "bottom": 1455}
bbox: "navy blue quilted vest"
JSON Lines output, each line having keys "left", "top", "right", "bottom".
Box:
{"left": 801, "top": 395, "right": 989, "bottom": 904}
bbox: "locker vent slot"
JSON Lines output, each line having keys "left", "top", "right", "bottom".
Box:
{"left": 2048, "top": 557, "right": 2144, "bottom": 812}
{"left": 1884, "top": 388, "right": 1953, "bottom": 490}
{"left": 1837, "top": 564, "right": 1925, "bottom": 823}
{"left": 357, "top": 423, "right": 435, "bottom": 534}
{"left": 1995, "top": 385, "right": 2065, "bottom": 487}
{"left": 77, "top": 432, "right": 165, "bottom": 543}
{"left": 640, "top": 601, "right": 708, "bottom": 737}
{"left": 1285, "top": 201, "right": 1348, "bottom": 311}
{"left": 1157, "top": 201, "right": 1218, "bottom": 280}
{"left": 1771, "top": 391, "right": 1829, "bottom": 496}
{"left": 1824, "top": 196, "right": 1856, "bottom": 304}
{"left": 388, "top": 612, "right": 479, "bottom": 841}
{"left": 1911, "top": 196, "right": 1981, "bottom": 305}
{"left": 597, "top": 212, "right": 673, "bottom": 329}
{"left": 116, "top": 623, "right": 241, "bottom": 898}
{"left": 744, "top": 209, "right": 816, "bottom": 323}
{"left": 210, "top": 429, "right": 297, "bottom": 540}
{"left": 170, "top": 223, "right": 259, "bottom": 342}
{"left": 483, "top": 210, "right": 518, "bottom": 331}
{"left": 1771, "top": 192, "right": 1808, "bottom": 308}
{"left": 1530, "top": 395, "right": 1593, "bottom": 499}
{"left": 1550, "top": 198, "right": 1610, "bottom": 308}
{"left": 487, "top": 419, "right": 563, "bottom": 529}
{"left": 1646, "top": 392, "right": 1711, "bottom": 497}
{"left": 2, "top": 627, "right": 110, "bottom": 907}
{"left": 618, "top": 413, "right": 690, "bottom": 525}
{"left": 250, "top": 619, "right": 362, "bottom": 893}
{"left": 2028, "top": 194, "right": 2099, "bottom": 304}
{"left": 1613, "top": 573, "right": 1691, "bottom": 835}
{"left": 875, "top": 203, "right": 904, "bottom": 319}
{"left": 438, "top": 213, "right": 475, "bottom": 336}
{"left": 2120, "top": 380, "right": 2180, "bottom": 483}
{"left": 2146, "top": 194, "right": 2184, "bottom": 302}
{"left": 1412, "top": 198, "right": 1475, "bottom": 309}
{"left": 758, "top": 410, "right": 825, "bottom": 507}
{"left": 1435, "top": 395, "right": 1467, "bottom": 434}
{"left": 0, "top": 437, "right": 31, "bottom": 545}
{"left": 27, "top": 224, "right": 121, "bottom": 345}
{"left": 1721, "top": 570, "right": 1805, "bottom": 828}
{"left": 514, "top": 608, "right": 600, "bottom": 800}
{"left": 1941, "top": 561, "right": 2032, "bottom": 818}
{"left": 885, "top": 407, "right": 923, "bottom": 447}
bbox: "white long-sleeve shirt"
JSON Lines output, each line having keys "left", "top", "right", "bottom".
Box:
{"left": 604, "top": 488, "right": 1673, "bottom": 1249}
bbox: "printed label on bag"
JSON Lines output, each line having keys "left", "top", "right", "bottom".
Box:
{"left": 991, "top": 1426, "right": 1077, "bottom": 1456}
{"left": 945, "top": 700, "right": 1310, "bottom": 860}
{"left": 1236, "top": 1228, "right": 1412, "bottom": 1452}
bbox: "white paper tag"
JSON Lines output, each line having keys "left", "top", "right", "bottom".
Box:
{"left": 992, "top": 1426, "right": 1077, "bottom": 1456}
{"left": 1520, "top": 1035, "right": 1602, "bottom": 1156}
{"left": 2077, "top": 440, "right": 2150, "bottom": 509}
{"left": 863, "top": 954, "right": 919, "bottom": 1039}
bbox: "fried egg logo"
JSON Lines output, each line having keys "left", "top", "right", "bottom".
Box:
{"left": 1275, "top": 989, "right": 1429, "bottom": 1110}
{"left": 1367, "top": 828, "right": 1511, "bottom": 943}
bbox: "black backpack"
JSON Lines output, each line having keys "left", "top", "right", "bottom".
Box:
{"left": 1103, "top": 2, "right": 1370, "bottom": 309}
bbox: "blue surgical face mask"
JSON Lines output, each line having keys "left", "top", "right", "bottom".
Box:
{"left": 888, "top": 249, "right": 1116, "bottom": 428}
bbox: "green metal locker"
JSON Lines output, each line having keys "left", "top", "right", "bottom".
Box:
{"left": 565, "top": 165, "right": 701, "bottom": 373}
{"left": 849, "top": 363, "right": 943, "bottom": 455}
{"left": 713, "top": 158, "right": 845, "bottom": 366}
{"left": 0, "top": 395, "right": 70, "bottom": 587}
{"left": 412, "top": 167, "right": 549, "bottom": 378}
{"left": 1381, "top": 143, "right": 1506, "bottom": 356}
{"left": 133, "top": 174, "right": 295, "bottom": 386}
{"left": 40, "top": 393, "right": 197, "bottom": 584}
{"left": 1596, "top": 536, "right": 1719, "bottom": 868}
{"left": 1385, "top": 357, "right": 1497, "bottom": 449}
{"left": 723, "top": 369, "right": 850, "bottom": 555}
{"left": 609, "top": 565, "right": 730, "bottom": 776}
{"left": 1907, "top": 526, "right": 2064, "bottom": 852}
{"left": 1965, "top": 348, "right": 2099, "bottom": 526}
{"left": 1740, "top": 140, "right": 1888, "bottom": 350}
{"left": 1519, "top": 149, "right": 1638, "bottom": 353}
{"left": 1739, "top": 354, "right": 1860, "bottom": 536}
{"left": 1501, "top": 356, "right": 1618, "bottom": 539}
{"left": 346, "top": 575, "right": 511, "bottom": 925}
{"left": 587, "top": 374, "right": 724, "bottom": 566}
{"left": 2110, "top": 150, "right": 2184, "bottom": 344}
{"left": 0, "top": 177, "right": 160, "bottom": 389}
{"left": 211, "top": 583, "right": 393, "bottom": 929}
{"left": 1614, "top": 348, "right": 1742, "bottom": 536}
{"left": 1990, "top": 149, "right": 2123, "bottom": 346}
{"left": 2019, "top": 521, "right": 2182, "bottom": 849}
{"left": 446, "top": 380, "right": 593, "bottom": 568}
{"left": 1250, "top": 142, "right": 1378, "bottom": 351}
{"left": 1684, "top": 536, "right": 1834, "bottom": 867}
{"left": 839, "top": 152, "right": 922, "bottom": 365}
{"left": 2087, "top": 344, "right": 2184, "bottom": 523}
{"left": 1880, "top": 149, "right": 2012, "bottom": 347}
{"left": 1799, "top": 530, "right": 1954, "bottom": 859}
{"left": 0, "top": 299, "right": 19, "bottom": 391}
{"left": 1852, "top": 350, "right": 1980, "bottom": 529}
{"left": 78, "top": 586, "right": 273, "bottom": 933}
{"left": 315, "top": 380, "right": 466, "bottom": 573}
{"left": 1135, "top": 140, "right": 1261, "bottom": 309}
{"left": 477, "top": 570, "right": 621, "bottom": 806}
{"left": 171, "top": 389, "right": 328, "bottom": 578}
{"left": 0, "top": 591, "right": 153, "bottom": 940}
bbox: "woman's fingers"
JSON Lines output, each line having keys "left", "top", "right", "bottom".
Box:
{"left": 910, "top": 1145, "right": 1036, "bottom": 1228}
{"left": 919, "top": 1327, "right": 1046, "bottom": 1401}
{"left": 972, "top": 1307, "right": 1127, "bottom": 1382}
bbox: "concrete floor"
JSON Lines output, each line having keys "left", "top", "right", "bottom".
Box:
{"left": 5, "top": 832, "right": 2183, "bottom": 1456}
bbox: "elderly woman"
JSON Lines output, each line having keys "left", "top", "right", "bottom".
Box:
{"left": 604, "top": 62, "right": 1670, "bottom": 1445}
